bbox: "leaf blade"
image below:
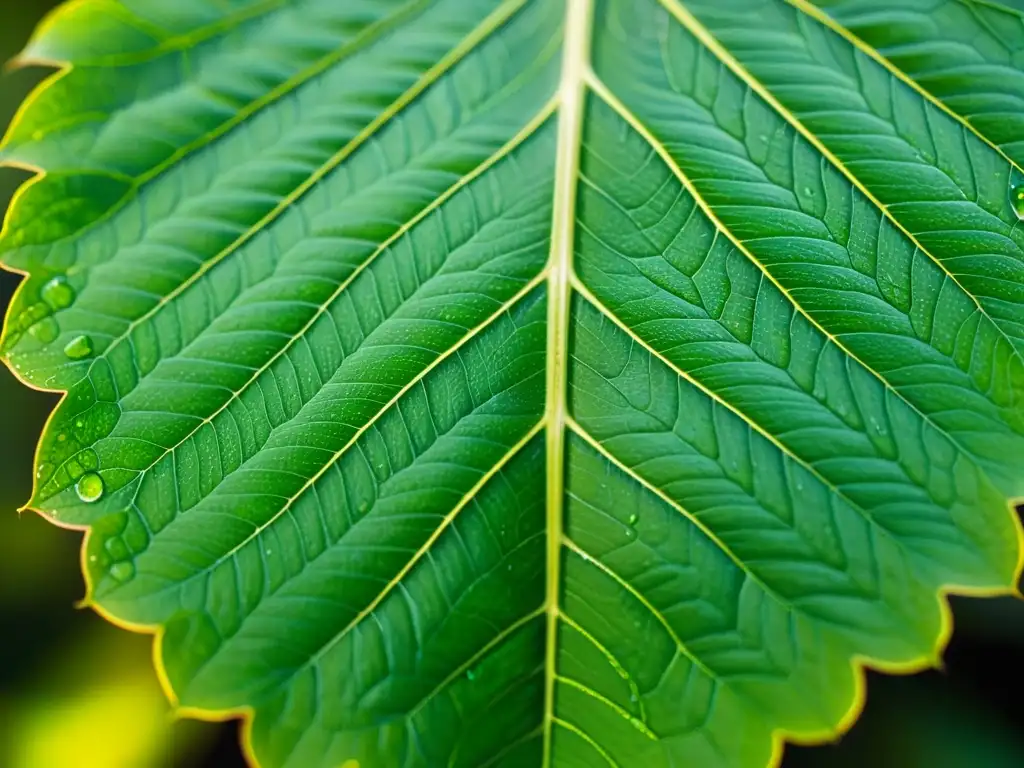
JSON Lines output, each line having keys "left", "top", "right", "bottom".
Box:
{"left": 3, "top": 1, "right": 1023, "bottom": 766}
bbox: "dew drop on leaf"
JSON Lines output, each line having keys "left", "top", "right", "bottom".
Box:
{"left": 18, "top": 302, "right": 50, "bottom": 332}
{"left": 628, "top": 513, "right": 639, "bottom": 526}
{"left": 75, "top": 472, "right": 104, "bottom": 503}
{"left": 41, "top": 275, "right": 75, "bottom": 309}
{"left": 466, "top": 669, "right": 476, "bottom": 681}
{"left": 63, "top": 334, "right": 94, "bottom": 360}
{"left": 109, "top": 561, "right": 135, "bottom": 583}
{"left": 28, "top": 316, "right": 59, "bottom": 343}
{"left": 1011, "top": 181, "right": 1024, "bottom": 220}
{"left": 105, "top": 536, "right": 129, "bottom": 561}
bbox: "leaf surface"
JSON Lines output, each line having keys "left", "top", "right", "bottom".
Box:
{"left": 3, "top": 1, "right": 1024, "bottom": 766}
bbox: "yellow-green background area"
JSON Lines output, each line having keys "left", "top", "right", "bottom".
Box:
{"left": 1, "top": 2, "right": 1024, "bottom": 767}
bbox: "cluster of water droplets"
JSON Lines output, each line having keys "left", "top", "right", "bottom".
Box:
{"left": 86, "top": 511, "right": 136, "bottom": 585}
{"left": 0, "top": 264, "right": 136, "bottom": 589}
{"left": 624, "top": 511, "right": 639, "bottom": 541}
{"left": 71, "top": 439, "right": 138, "bottom": 584}
{"left": 0, "top": 274, "right": 95, "bottom": 363}
{"left": 62, "top": 446, "right": 104, "bottom": 503}
{"left": 36, "top": 405, "right": 132, "bottom": 583}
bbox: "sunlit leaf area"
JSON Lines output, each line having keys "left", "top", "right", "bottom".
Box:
{"left": 3, "top": 1, "right": 1024, "bottom": 767}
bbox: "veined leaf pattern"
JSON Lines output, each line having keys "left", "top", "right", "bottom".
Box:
{"left": 2, "top": 0, "right": 1022, "bottom": 766}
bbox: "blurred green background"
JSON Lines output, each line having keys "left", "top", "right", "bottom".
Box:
{"left": 2, "top": 2, "right": 1024, "bottom": 767}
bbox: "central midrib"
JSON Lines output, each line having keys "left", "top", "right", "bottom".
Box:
{"left": 542, "top": 0, "right": 594, "bottom": 763}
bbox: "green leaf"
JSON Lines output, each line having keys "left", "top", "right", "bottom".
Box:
{"left": 3, "top": 0, "right": 1023, "bottom": 766}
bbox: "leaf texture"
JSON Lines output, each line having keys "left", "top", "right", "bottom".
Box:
{"left": 2, "top": 0, "right": 1023, "bottom": 766}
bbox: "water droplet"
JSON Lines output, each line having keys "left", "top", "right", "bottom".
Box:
{"left": 57, "top": 432, "right": 67, "bottom": 442}
{"left": 803, "top": 186, "right": 812, "bottom": 195}
{"left": 358, "top": 501, "right": 369, "bottom": 514}
{"left": 64, "top": 334, "right": 94, "bottom": 360}
{"left": 266, "top": 548, "right": 273, "bottom": 556}
{"left": 19, "top": 302, "right": 50, "bottom": 332}
{"left": 28, "top": 316, "right": 58, "bottom": 343}
{"left": 75, "top": 472, "right": 104, "bottom": 503}
{"left": 89, "top": 554, "right": 97, "bottom": 563}
{"left": 1010, "top": 181, "right": 1024, "bottom": 220}
{"left": 466, "top": 669, "right": 476, "bottom": 681}
{"left": 109, "top": 561, "right": 135, "bottom": 583}
{"left": 36, "top": 462, "right": 52, "bottom": 480}
{"left": 105, "top": 536, "right": 129, "bottom": 561}
{"left": 628, "top": 513, "right": 639, "bottom": 526}
{"left": 75, "top": 419, "right": 84, "bottom": 429}
{"left": 41, "top": 276, "right": 74, "bottom": 310}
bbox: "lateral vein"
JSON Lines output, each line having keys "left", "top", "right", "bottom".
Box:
{"left": 65, "top": 0, "right": 531, "bottom": 389}
{"left": 130, "top": 96, "right": 558, "bottom": 483}
{"left": 552, "top": 718, "right": 622, "bottom": 768}
{"left": 15, "top": 0, "right": 288, "bottom": 68}
{"left": 203, "top": 270, "right": 549, "bottom": 571}
{"left": 584, "top": 67, "right": 1003, "bottom": 494}
{"left": 658, "top": 0, "right": 1024, "bottom": 363}
{"left": 562, "top": 536, "right": 717, "bottom": 680}
{"left": 784, "top": 0, "right": 1024, "bottom": 175}
{"left": 564, "top": 413, "right": 794, "bottom": 614}
{"left": 309, "top": 420, "right": 546, "bottom": 665}
{"left": 555, "top": 675, "right": 657, "bottom": 739}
